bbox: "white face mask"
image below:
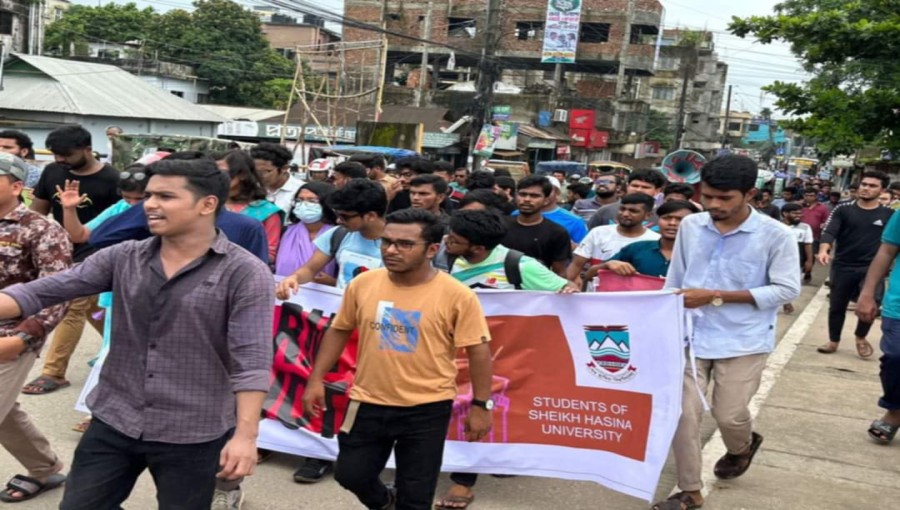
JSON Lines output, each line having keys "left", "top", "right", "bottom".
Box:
{"left": 293, "top": 201, "right": 323, "bottom": 224}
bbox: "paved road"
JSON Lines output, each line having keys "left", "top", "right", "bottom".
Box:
{"left": 2, "top": 267, "right": 898, "bottom": 509}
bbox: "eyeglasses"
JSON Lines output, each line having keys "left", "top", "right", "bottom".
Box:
{"left": 294, "top": 198, "right": 320, "bottom": 205}
{"left": 380, "top": 238, "right": 429, "bottom": 252}
{"left": 337, "top": 212, "right": 360, "bottom": 221}
{"left": 399, "top": 171, "right": 415, "bottom": 178}
{"left": 443, "top": 237, "right": 470, "bottom": 248}
{"left": 120, "top": 171, "right": 147, "bottom": 181}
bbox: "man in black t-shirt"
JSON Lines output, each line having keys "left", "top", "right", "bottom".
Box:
{"left": 23, "top": 125, "right": 120, "bottom": 396}
{"left": 817, "top": 170, "right": 895, "bottom": 358}
{"left": 503, "top": 175, "right": 572, "bottom": 275}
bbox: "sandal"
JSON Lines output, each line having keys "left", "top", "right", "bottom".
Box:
{"left": 855, "top": 338, "right": 874, "bottom": 359}
{"left": 0, "top": 473, "right": 66, "bottom": 503}
{"left": 868, "top": 419, "right": 900, "bottom": 445}
{"left": 72, "top": 417, "right": 91, "bottom": 434}
{"left": 435, "top": 494, "right": 475, "bottom": 510}
{"left": 21, "top": 376, "right": 70, "bottom": 395}
{"left": 817, "top": 342, "right": 839, "bottom": 354}
{"left": 650, "top": 492, "right": 703, "bottom": 510}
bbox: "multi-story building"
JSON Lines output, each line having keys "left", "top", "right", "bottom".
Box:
{"left": 342, "top": 0, "right": 664, "bottom": 162}
{"left": 261, "top": 15, "right": 342, "bottom": 74}
{"left": 641, "top": 29, "right": 728, "bottom": 156}
{"left": 721, "top": 110, "right": 753, "bottom": 146}
{"left": 0, "top": 0, "right": 40, "bottom": 54}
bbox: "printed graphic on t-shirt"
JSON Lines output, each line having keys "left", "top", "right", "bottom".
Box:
{"left": 373, "top": 301, "right": 421, "bottom": 353}
{"left": 338, "top": 251, "right": 381, "bottom": 289}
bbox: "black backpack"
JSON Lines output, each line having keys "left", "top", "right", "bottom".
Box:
{"left": 434, "top": 247, "right": 524, "bottom": 290}
{"left": 329, "top": 227, "right": 350, "bottom": 274}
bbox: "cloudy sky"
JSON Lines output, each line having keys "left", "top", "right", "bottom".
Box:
{"left": 79, "top": 0, "right": 807, "bottom": 114}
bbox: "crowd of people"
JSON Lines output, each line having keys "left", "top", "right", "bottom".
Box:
{"left": 0, "top": 124, "right": 895, "bottom": 510}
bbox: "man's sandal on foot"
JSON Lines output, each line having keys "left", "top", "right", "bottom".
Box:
{"left": 868, "top": 420, "right": 900, "bottom": 444}
{"left": 21, "top": 376, "right": 70, "bottom": 395}
{"left": 855, "top": 338, "right": 874, "bottom": 359}
{"left": 714, "top": 432, "right": 763, "bottom": 480}
{"left": 650, "top": 492, "right": 702, "bottom": 510}
{"left": 435, "top": 494, "right": 475, "bottom": 510}
{"left": 0, "top": 473, "right": 66, "bottom": 503}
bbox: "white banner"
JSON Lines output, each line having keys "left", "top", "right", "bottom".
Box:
{"left": 259, "top": 284, "right": 685, "bottom": 501}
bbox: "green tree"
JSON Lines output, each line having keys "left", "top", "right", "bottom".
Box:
{"left": 729, "top": 1, "right": 900, "bottom": 157}
{"left": 645, "top": 109, "right": 675, "bottom": 150}
{"left": 44, "top": 0, "right": 295, "bottom": 107}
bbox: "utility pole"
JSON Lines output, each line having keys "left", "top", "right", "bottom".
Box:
{"left": 721, "top": 84, "right": 732, "bottom": 149}
{"left": 673, "top": 57, "right": 692, "bottom": 152}
{"left": 469, "top": 0, "right": 502, "bottom": 169}
{"left": 414, "top": 0, "right": 434, "bottom": 108}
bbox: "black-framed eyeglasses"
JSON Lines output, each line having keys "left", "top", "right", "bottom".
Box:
{"left": 337, "top": 212, "right": 360, "bottom": 221}
{"left": 120, "top": 171, "right": 147, "bottom": 182}
{"left": 380, "top": 237, "right": 429, "bottom": 252}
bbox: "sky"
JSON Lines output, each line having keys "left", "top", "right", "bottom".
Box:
{"left": 79, "top": 0, "right": 807, "bottom": 115}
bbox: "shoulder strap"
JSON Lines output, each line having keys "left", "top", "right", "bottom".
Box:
{"left": 504, "top": 249, "right": 524, "bottom": 290}
{"left": 433, "top": 246, "right": 458, "bottom": 273}
{"left": 330, "top": 226, "right": 349, "bottom": 257}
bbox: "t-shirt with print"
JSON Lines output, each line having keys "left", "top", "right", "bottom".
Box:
{"left": 33, "top": 163, "right": 121, "bottom": 262}
{"left": 787, "top": 222, "right": 814, "bottom": 245}
{"left": 451, "top": 244, "right": 568, "bottom": 291}
{"left": 574, "top": 225, "right": 660, "bottom": 265}
{"left": 331, "top": 269, "right": 491, "bottom": 406}
{"left": 313, "top": 228, "right": 383, "bottom": 289}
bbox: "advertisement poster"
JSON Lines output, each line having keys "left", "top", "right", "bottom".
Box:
{"left": 258, "top": 284, "right": 685, "bottom": 501}
{"left": 494, "top": 122, "right": 520, "bottom": 151}
{"left": 473, "top": 124, "right": 502, "bottom": 158}
{"left": 541, "top": 0, "right": 584, "bottom": 63}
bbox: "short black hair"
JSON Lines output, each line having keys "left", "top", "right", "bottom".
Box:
{"left": 349, "top": 153, "right": 386, "bottom": 170}
{"left": 849, "top": 183, "right": 859, "bottom": 191}
{"left": 148, "top": 158, "right": 229, "bottom": 214}
{"left": 293, "top": 181, "right": 337, "bottom": 224}
{"left": 760, "top": 188, "right": 773, "bottom": 196}
{"left": 333, "top": 161, "right": 367, "bottom": 179}
{"left": 450, "top": 209, "right": 508, "bottom": 250}
{"left": 517, "top": 175, "right": 552, "bottom": 197}
{"left": 167, "top": 150, "right": 212, "bottom": 161}
{"left": 385, "top": 208, "right": 444, "bottom": 245}
{"left": 782, "top": 187, "right": 796, "bottom": 196}
{"left": 410, "top": 174, "right": 448, "bottom": 195}
{"left": 434, "top": 160, "right": 454, "bottom": 173}
{"left": 700, "top": 155, "right": 758, "bottom": 193}
{"left": 620, "top": 192, "right": 656, "bottom": 212}
{"left": 221, "top": 150, "right": 266, "bottom": 203}
{"left": 664, "top": 182, "right": 694, "bottom": 199}
{"left": 657, "top": 199, "right": 699, "bottom": 216}
{"left": 250, "top": 142, "right": 293, "bottom": 169}
{"left": 454, "top": 167, "right": 470, "bottom": 175}
{"left": 568, "top": 183, "right": 592, "bottom": 200}
{"left": 862, "top": 170, "right": 890, "bottom": 189}
{"left": 0, "top": 130, "right": 33, "bottom": 158}
{"left": 459, "top": 189, "right": 505, "bottom": 210}
{"left": 492, "top": 168, "right": 512, "bottom": 177}
{"left": 396, "top": 157, "right": 435, "bottom": 175}
{"left": 781, "top": 202, "right": 803, "bottom": 214}
{"left": 328, "top": 178, "right": 388, "bottom": 217}
{"left": 629, "top": 170, "right": 667, "bottom": 189}
{"left": 888, "top": 182, "right": 900, "bottom": 191}
{"left": 467, "top": 170, "right": 496, "bottom": 191}
{"left": 45, "top": 125, "right": 92, "bottom": 155}
{"left": 829, "top": 191, "right": 842, "bottom": 198}
{"left": 495, "top": 176, "right": 516, "bottom": 193}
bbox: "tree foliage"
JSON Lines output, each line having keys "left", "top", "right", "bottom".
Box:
{"left": 729, "top": 0, "right": 900, "bottom": 157}
{"left": 44, "top": 0, "right": 295, "bottom": 107}
{"left": 645, "top": 109, "right": 675, "bottom": 149}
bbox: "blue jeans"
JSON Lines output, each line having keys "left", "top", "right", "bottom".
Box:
{"left": 880, "top": 318, "right": 900, "bottom": 411}
{"left": 59, "top": 418, "right": 231, "bottom": 510}
{"left": 335, "top": 400, "right": 452, "bottom": 510}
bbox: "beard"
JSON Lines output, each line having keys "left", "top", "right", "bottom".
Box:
{"left": 595, "top": 189, "right": 616, "bottom": 199}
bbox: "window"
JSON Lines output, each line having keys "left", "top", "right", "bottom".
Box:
{"left": 749, "top": 124, "right": 760, "bottom": 132}
{"left": 448, "top": 17, "right": 476, "bottom": 38}
{"left": 170, "top": 91, "right": 184, "bottom": 98}
{"left": 727, "top": 122, "right": 742, "bottom": 132}
{"left": 630, "top": 24, "right": 659, "bottom": 45}
{"left": 54, "top": 8, "right": 64, "bottom": 21}
{"left": 580, "top": 23, "right": 610, "bottom": 43}
{"left": 652, "top": 87, "right": 676, "bottom": 101}
{"left": 657, "top": 57, "right": 679, "bottom": 71}
{"left": 516, "top": 21, "right": 544, "bottom": 41}
{"left": 0, "top": 11, "right": 12, "bottom": 36}
{"left": 197, "top": 93, "right": 209, "bottom": 104}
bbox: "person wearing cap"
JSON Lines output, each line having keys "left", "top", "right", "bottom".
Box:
{"left": 0, "top": 130, "right": 42, "bottom": 189}
{"left": 512, "top": 175, "right": 588, "bottom": 244}
{"left": 0, "top": 153, "right": 72, "bottom": 503}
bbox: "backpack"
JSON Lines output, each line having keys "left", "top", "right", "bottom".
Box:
{"left": 435, "top": 247, "right": 524, "bottom": 290}
{"left": 329, "top": 226, "right": 350, "bottom": 273}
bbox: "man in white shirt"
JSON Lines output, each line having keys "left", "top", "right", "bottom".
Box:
{"left": 781, "top": 202, "right": 814, "bottom": 314}
{"left": 566, "top": 193, "right": 659, "bottom": 287}
{"left": 252, "top": 142, "right": 304, "bottom": 220}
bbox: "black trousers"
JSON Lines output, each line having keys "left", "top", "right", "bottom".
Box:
{"left": 828, "top": 265, "right": 883, "bottom": 342}
{"left": 879, "top": 318, "right": 900, "bottom": 411}
{"left": 335, "top": 400, "right": 452, "bottom": 510}
{"left": 59, "top": 418, "right": 230, "bottom": 510}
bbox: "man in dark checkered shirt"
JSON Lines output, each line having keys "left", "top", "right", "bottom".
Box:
{"left": 0, "top": 159, "right": 274, "bottom": 509}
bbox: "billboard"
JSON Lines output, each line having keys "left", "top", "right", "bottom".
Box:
{"left": 541, "top": 0, "right": 584, "bottom": 64}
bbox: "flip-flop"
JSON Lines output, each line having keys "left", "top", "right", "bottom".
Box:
{"left": 21, "top": 376, "right": 70, "bottom": 395}
{"left": 817, "top": 343, "right": 838, "bottom": 354}
{"left": 868, "top": 419, "right": 900, "bottom": 444}
{"left": 650, "top": 492, "right": 703, "bottom": 510}
{"left": 856, "top": 339, "right": 874, "bottom": 359}
{"left": 434, "top": 494, "right": 475, "bottom": 509}
{"left": 0, "top": 473, "right": 66, "bottom": 503}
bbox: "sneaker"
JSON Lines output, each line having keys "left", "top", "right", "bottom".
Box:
{"left": 211, "top": 488, "right": 243, "bottom": 510}
{"left": 293, "top": 457, "right": 333, "bottom": 483}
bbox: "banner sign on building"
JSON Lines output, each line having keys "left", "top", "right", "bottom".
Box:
{"left": 541, "top": 0, "right": 584, "bottom": 64}
{"left": 473, "top": 124, "right": 502, "bottom": 158}
{"left": 494, "top": 122, "right": 519, "bottom": 150}
{"left": 263, "top": 124, "right": 357, "bottom": 142}
{"left": 492, "top": 105, "right": 512, "bottom": 121}
{"left": 257, "top": 284, "right": 685, "bottom": 502}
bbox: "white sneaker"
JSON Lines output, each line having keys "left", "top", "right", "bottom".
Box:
{"left": 211, "top": 488, "right": 244, "bottom": 510}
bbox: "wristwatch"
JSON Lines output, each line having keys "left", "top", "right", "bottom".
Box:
{"left": 13, "top": 331, "right": 39, "bottom": 352}
{"left": 471, "top": 398, "right": 495, "bottom": 411}
{"left": 710, "top": 291, "right": 724, "bottom": 307}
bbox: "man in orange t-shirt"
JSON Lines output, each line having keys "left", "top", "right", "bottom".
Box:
{"left": 304, "top": 208, "right": 494, "bottom": 510}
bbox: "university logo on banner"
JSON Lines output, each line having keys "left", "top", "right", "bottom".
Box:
{"left": 585, "top": 325, "right": 637, "bottom": 383}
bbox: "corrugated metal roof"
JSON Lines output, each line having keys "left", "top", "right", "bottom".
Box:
{"left": 197, "top": 104, "right": 284, "bottom": 122}
{"left": 0, "top": 54, "right": 224, "bottom": 123}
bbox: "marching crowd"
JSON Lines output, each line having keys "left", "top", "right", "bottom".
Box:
{"left": 0, "top": 125, "right": 895, "bottom": 510}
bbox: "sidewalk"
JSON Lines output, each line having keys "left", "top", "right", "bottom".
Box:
{"left": 702, "top": 286, "right": 900, "bottom": 509}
